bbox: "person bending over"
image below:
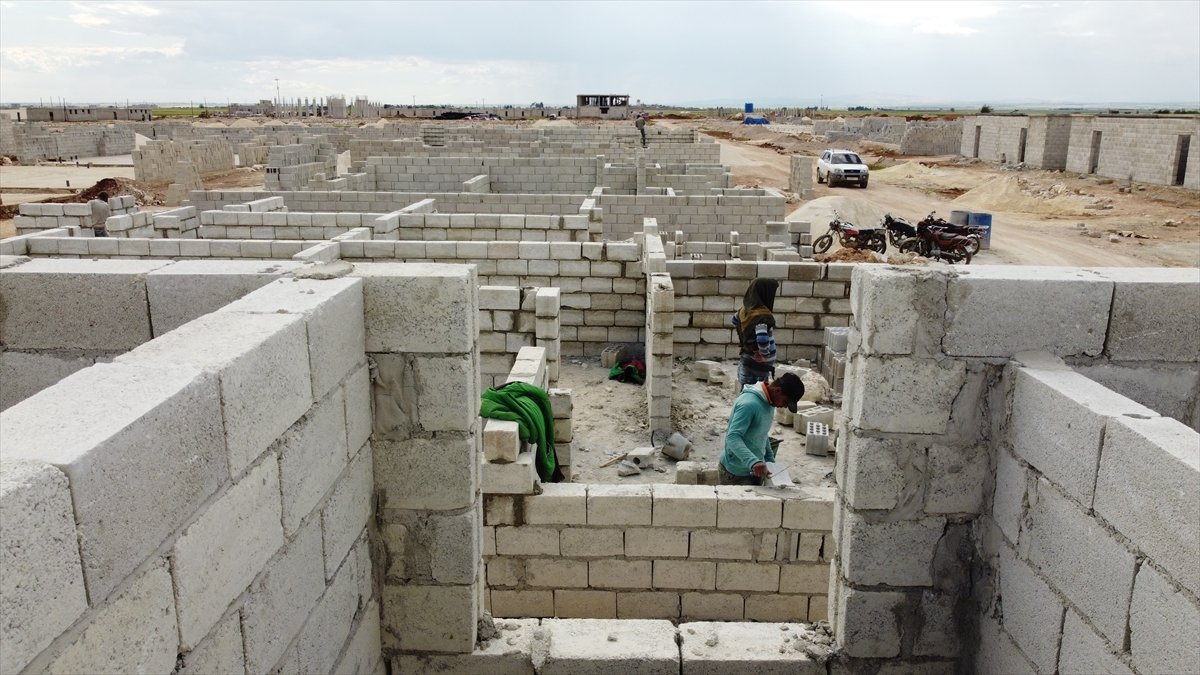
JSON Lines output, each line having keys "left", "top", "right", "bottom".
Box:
{"left": 719, "top": 372, "right": 804, "bottom": 485}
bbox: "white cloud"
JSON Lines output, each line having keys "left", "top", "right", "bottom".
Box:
{"left": 0, "top": 45, "right": 182, "bottom": 73}
{"left": 70, "top": 12, "right": 110, "bottom": 27}
{"left": 913, "top": 20, "right": 978, "bottom": 35}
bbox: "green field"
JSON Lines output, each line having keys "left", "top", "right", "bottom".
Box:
{"left": 151, "top": 107, "right": 224, "bottom": 118}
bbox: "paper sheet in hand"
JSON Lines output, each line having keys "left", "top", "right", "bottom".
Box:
{"left": 764, "top": 461, "right": 792, "bottom": 487}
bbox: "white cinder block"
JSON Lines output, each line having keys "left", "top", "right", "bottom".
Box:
{"left": 679, "top": 621, "right": 822, "bottom": 673}
{"left": 173, "top": 459, "right": 285, "bottom": 650}
{"left": 352, "top": 263, "right": 478, "bottom": 354}
{"left": 220, "top": 277, "right": 365, "bottom": 401}
{"left": 278, "top": 391, "right": 349, "bottom": 535}
{"left": 652, "top": 484, "right": 717, "bottom": 527}
{"left": 375, "top": 436, "right": 477, "bottom": 510}
{"left": 484, "top": 420, "right": 521, "bottom": 463}
{"left": 344, "top": 364, "right": 372, "bottom": 455}
{"left": 997, "top": 548, "right": 1065, "bottom": 672}
{"left": 0, "top": 363, "right": 227, "bottom": 603}
{"left": 626, "top": 528, "right": 689, "bottom": 558}
{"left": 781, "top": 488, "right": 835, "bottom": 530}
{"left": 383, "top": 584, "right": 477, "bottom": 653}
{"left": 322, "top": 447, "right": 373, "bottom": 579}
{"left": 0, "top": 258, "right": 167, "bottom": 350}
{"left": 845, "top": 356, "right": 966, "bottom": 435}
{"left": 295, "top": 552, "right": 362, "bottom": 674}
{"left": 1128, "top": 564, "right": 1200, "bottom": 675}
{"left": 1011, "top": 363, "right": 1156, "bottom": 506}
{"left": 943, "top": 266, "right": 1111, "bottom": 357}
{"left": 539, "top": 619, "right": 679, "bottom": 675}
{"left": 716, "top": 486, "right": 782, "bottom": 528}
{"left": 147, "top": 260, "right": 302, "bottom": 337}
{"left": 44, "top": 562, "right": 178, "bottom": 675}
{"left": 1021, "top": 478, "right": 1136, "bottom": 644}
{"left": 1059, "top": 609, "right": 1134, "bottom": 675}
{"left": 850, "top": 266, "right": 948, "bottom": 356}
{"left": 1094, "top": 415, "right": 1200, "bottom": 597}
{"left": 241, "top": 520, "right": 325, "bottom": 674}
{"left": 116, "top": 312, "right": 313, "bottom": 476}
{"left": 332, "top": 602, "right": 383, "bottom": 675}
{"left": 177, "top": 614, "right": 245, "bottom": 675}
{"left": 414, "top": 354, "right": 479, "bottom": 432}
{"left": 1092, "top": 267, "right": 1200, "bottom": 362}
{"left": 0, "top": 459, "right": 88, "bottom": 675}
{"left": 0, "top": 350, "right": 95, "bottom": 412}
{"left": 525, "top": 482, "right": 588, "bottom": 525}
{"left": 689, "top": 531, "right": 755, "bottom": 560}
{"left": 482, "top": 449, "right": 538, "bottom": 495}
{"left": 588, "top": 484, "right": 652, "bottom": 526}
{"left": 840, "top": 513, "right": 944, "bottom": 586}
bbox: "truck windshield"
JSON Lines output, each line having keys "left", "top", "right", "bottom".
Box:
{"left": 832, "top": 153, "right": 861, "bottom": 164}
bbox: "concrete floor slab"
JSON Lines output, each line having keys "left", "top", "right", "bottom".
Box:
{"left": 679, "top": 621, "right": 826, "bottom": 675}
{"left": 539, "top": 619, "right": 679, "bottom": 675}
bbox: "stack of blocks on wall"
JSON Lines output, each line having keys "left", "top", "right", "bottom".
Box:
{"left": 0, "top": 269, "right": 379, "bottom": 675}
{"left": 834, "top": 264, "right": 1199, "bottom": 674}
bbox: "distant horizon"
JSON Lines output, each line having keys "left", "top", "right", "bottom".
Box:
{"left": 1, "top": 1, "right": 1196, "bottom": 109}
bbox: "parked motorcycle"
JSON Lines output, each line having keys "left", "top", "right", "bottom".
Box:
{"left": 881, "top": 213, "right": 918, "bottom": 248}
{"left": 899, "top": 221, "right": 975, "bottom": 264}
{"left": 813, "top": 212, "right": 887, "bottom": 255}
{"left": 917, "top": 211, "right": 984, "bottom": 255}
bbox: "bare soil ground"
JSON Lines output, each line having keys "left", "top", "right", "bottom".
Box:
{"left": 558, "top": 357, "right": 836, "bottom": 488}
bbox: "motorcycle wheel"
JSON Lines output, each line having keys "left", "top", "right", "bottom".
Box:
{"left": 813, "top": 234, "right": 833, "bottom": 254}
{"left": 960, "top": 248, "right": 973, "bottom": 265}
{"left": 867, "top": 234, "right": 887, "bottom": 254}
{"left": 962, "top": 235, "right": 981, "bottom": 256}
{"left": 898, "top": 239, "right": 923, "bottom": 256}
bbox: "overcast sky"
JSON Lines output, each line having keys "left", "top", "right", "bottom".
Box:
{"left": 1, "top": 0, "right": 1197, "bottom": 108}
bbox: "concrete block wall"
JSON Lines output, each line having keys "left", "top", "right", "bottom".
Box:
{"left": 366, "top": 155, "right": 601, "bottom": 194}
{"left": 133, "top": 138, "right": 235, "bottom": 182}
{"left": 481, "top": 485, "right": 836, "bottom": 623}
{"left": 186, "top": 189, "right": 587, "bottom": 217}
{"left": 1024, "top": 115, "right": 1073, "bottom": 170}
{"left": 13, "top": 202, "right": 95, "bottom": 235}
{"left": 646, "top": 271, "right": 674, "bottom": 439}
{"left": 478, "top": 285, "right": 562, "bottom": 389}
{"left": 0, "top": 274, "right": 379, "bottom": 675}
{"left": 15, "top": 234, "right": 317, "bottom": 260}
{"left": 595, "top": 190, "right": 787, "bottom": 241}
{"left": 899, "top": 120, "right": 963, "bottom": 156}
{"left": 959, "top": 115, "right": 1031, "bottom": 163}
{"left": 0, "top": 121, "right": 134, "bottom": 162}
{"left": 978, "top": 352, "right": 1200, "bottom": 675}
{"left": 836, "top": 264, "right": 1200, "bottom": 673}
{"left": 198, "top": 209, "right": 385, "bottom": 240}
{"left": 1065, "top": 115, "right": 1200, "bottom": 188}
{"left": 351, "top": 262, "right": 486, "bottom": 659}
{"left": 664, "top": 259, "right": 852, "bottom": 363}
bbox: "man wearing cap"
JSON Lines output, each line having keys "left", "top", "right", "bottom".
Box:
{"left": 718, "top": 372, "right": 805, "bottom": 485}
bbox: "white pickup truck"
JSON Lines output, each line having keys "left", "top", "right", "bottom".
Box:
{"left": 817, "top": 149, "right": 870, "bottom": 188}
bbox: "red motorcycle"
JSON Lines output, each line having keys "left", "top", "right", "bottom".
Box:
{"left": 917, "top": 212, "right": 984, "bottom": 255}
{"left": 899, "top": 220, "right": 975, "bottom": 264}
{"left": 813, "top": 212, "right": 887, "bottom": 254}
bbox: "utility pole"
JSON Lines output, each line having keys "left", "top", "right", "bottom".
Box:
{"left": 275, "top": 78, "right": 281, "bottom": 115}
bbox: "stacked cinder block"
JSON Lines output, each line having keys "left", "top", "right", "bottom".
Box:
{"left": 133, "top": 138, "right": 234, "bottom": 182}
{"left": 821, "top": 326, "right": 849, "bottom": 395}
{"left": 264, "top": 140, "right": 339, "bottom": 191}
{"left": 351, "top": 262, "right": 484, "bottom": 661}
{"left": 152, "top": 205, "right": 201, "bottom": 238}
{"left": 105, "top": 210, "right": 155, "bottom": 238}
{"left": 0, "top": 270, "right": 379, "bottom": 675}
{"left": 477, "top": 286, "right": 541, "bottom": 389}
{"left": 789, "top": 155, "right": 814, "bottom": 198}
{"left": 836, "top": 264, "right": 1200, "bottom": 673}
{"left": 198, "top": 209, "right": 383, "bottom": 240}
{"left": 535, "top": 286, "right": 562, "bottom": 382}
{"left": 595, "top": 190, "right": 788, "bottom": 242}
{"left": 481, "top": 485, "right": 835, "bottom": 623}
{"left": 13, "top": 202, "right": 94, "bottom": 235}
{"left": 645, "top": 271, "right": 674, "bottom": 439}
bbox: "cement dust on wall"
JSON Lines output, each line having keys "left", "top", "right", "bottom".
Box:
{"left": 557, "top": 357, "right": 836, "bottom": 487}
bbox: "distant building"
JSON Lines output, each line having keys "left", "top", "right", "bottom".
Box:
{"left": 22, "top": 106, "right": 152, "bottom": 122}
{"left": 576, "top": 94, "right": 631, "bottom": 120}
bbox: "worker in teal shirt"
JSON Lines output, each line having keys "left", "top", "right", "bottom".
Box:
{"left": 719, "top": 373, "right": 805, "bottom": 485}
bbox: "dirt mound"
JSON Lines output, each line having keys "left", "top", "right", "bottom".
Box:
{"left": 788, "top": 195, "right": 889, "bottom": 230}
{"left": 531, "top": 118, "right": 576, "bottom": 127}
{"left": 230, "top": 118, "right": 261, "bottom": 128}
{"left": 873, "top": 161, "right": 987, "bottom": 193}
{"left": 952, "top": 175, "right": 1094, "bottom": 216}
{"left": 78, "top": 177, "right": 163, "bottom": 206}
{"left": 814, "top": 248, "right": 886, "bottom": 263}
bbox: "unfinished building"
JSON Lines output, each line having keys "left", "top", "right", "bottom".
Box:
{"left": 1, "top": 122, "right": 1197, "bottom": 675}
{"left": 960, "top": 113, "right": 1200, "bottom": 189}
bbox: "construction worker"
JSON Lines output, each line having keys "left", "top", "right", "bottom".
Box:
{"left": 635, "top": 113, "right": 647, "bottom": 148}
{"left": 719, "top": 373, "right": 804, "bottom": 485}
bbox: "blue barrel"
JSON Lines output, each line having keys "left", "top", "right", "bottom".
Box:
{"left": 744, "top": 103, "right": 754, "bottom": 113}
{"left": 968, "top": 212, "right": 993, "bottom": 249}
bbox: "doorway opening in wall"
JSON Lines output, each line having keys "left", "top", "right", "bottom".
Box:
{"left": 1017, "top": 128, "right": 1027, "bottom": 164}
{"left": 1174, "top": 134, "right": 1191, "bottom": 186}
{"left": 972, "top": 126, "right": 981, "bottom": 158}
{"left": 1088, "top": 130, "right": 1102, "bottom": 174}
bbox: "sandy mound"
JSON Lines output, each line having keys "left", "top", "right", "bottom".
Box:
{"left": 873, "top": 161, "right": 987, "bottom": 192}
{"left": 230, "top": 118, "right": 261, "bottom": 128}
{"left": 532, "top": 118, "right": 576, "bottom": 127}
{"left": 952, "top": 175, "right": 1095, "bottom": 216}
{"left": 787, "top": 195, "right": 888, "bottom": 230}
{"left": 814, "top": 249, "right": 886, "bottom": 263}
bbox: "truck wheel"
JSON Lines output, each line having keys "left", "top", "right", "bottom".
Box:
{"left": 860, "top": 178, "right": 869, "bottom": 188}
{"left": 817, "top": 170, "right": 825, "bottom": 184}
